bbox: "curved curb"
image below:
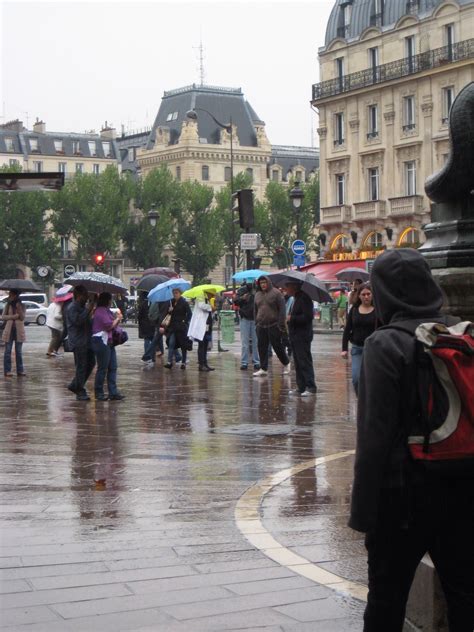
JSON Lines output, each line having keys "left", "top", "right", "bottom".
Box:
{"left": 235, "top": 450, "right": 368, "bottom": 602}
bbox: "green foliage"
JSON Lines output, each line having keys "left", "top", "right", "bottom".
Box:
{"left": 172, "top": 181, "right": 224, "bottom": 284}
{"left": 122, "top": 166, "right": 179, "bottom": 269}
{"left": 49, "top": 166, "right": 133, "bottom": 260}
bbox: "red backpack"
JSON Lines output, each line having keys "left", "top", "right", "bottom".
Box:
{"left": 391, "top": 321, "right": 474, "bottom": 473}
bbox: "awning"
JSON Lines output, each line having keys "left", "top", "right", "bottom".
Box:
{"left": 300, "top": 260, "right": 366, "bottom": 282}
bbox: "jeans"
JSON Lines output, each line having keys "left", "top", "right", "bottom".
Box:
{"left": 198, "top": 333, "right": 211, "bottom": 366}
{"left": 143, "top": 337, "right": 156, "bottom": 362}
{"left": 290, "top": 337, "right": 316, "bottom": 393}
{"left": 167, "top": 333, "right": 186, "bottom": 365}
{"left": 240, "top": 318, "right": 259, "bottom": 367}
{"left": 351, "top": 344, "right": 364, "bottom": 395}
{"left": 69, "top": 346, "right": 96, "bottom": 395}
{"left": 91, "top": 337, "right": 118, "bottom": 397}
{"left": 4, "top": 340, "right": 23, "bottom": 374}
{"left": 256, "top": 324, "right": 289, "bottom": 371}
{"left": 364, "top": 481, "right": 474, "bottom": 632}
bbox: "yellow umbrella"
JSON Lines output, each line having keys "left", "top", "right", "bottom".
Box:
{"left": 182, "top": 284, "right": 225, "bottom": 300}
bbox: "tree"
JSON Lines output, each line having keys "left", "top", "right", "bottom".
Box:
{"left": 0, "top": 164, "right": 59, "bottom": 278}
{"left": 122, "top": 166, "right": 180, "bottom": 269}
{"left": 172, "top": 181, "right": 224, "bottom": 284}
{"left": 49, "top": 166, "right": 134, "bottom": 261}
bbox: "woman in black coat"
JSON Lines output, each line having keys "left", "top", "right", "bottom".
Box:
{"left": 159, "top": 289, "right": 192, "bottom": 369}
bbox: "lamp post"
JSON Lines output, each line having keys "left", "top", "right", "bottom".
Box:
{"left": 147, "top": 203, "right": 159, "bottom": 228}
{"left": 289, "top": 181, "right": 305, "bottom": 240}
{"left": 186, "top": 108, "right": 236, "bottom": 287}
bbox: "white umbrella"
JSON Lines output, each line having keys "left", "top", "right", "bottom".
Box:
{"left": 65, "top": 272, "right": 127, "bottom": 295}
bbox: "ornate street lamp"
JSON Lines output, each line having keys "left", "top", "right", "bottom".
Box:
{"left": 186, "top": 108, "right": 236, "bottom": 285}
{"left": 289, "top": 181, "right": 305, "bottom": 240}
{"left": 147, "top": 203, "right": 159, "bottom": 227}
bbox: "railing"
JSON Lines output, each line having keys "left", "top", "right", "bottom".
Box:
{"left": 388, "top": 195, "right": 424, "bottom": 216}
{"left": 313, "top": 38, "right": 474, "bottom": 101}
{"left": 333, "top": 138, "right": 345, "bottom": 147}
{"left": 402, "top": 123, "right": 416, "bottom": 132}
{"left": 367, "top": 131, "right": 379, "bottom": 139}
{"left": 320, "top": 204, "right": 352, "bottom": 223}
{"left": 353, "top": 200, "right": 386, "bottom": 219}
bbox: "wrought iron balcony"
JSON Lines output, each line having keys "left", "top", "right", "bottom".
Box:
{"left": 333, "top": 138, "right": 345, "bottom": 147}
{"left": 367, "top": 131, "right": 379, "bottom": 140}
{"left": 402, "top": 123, "right": 416, "bottom": 132}
{"left": 312, "top": 38, "right": 474, "bottom": 101}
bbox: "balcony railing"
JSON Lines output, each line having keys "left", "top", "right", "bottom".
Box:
{"left": 313, "top": 38, "right": 474, "bottom": 101}
{"left": 353, "top": 200, "right": 386, "bottom": 220}
{"left": 367, "top": 131, "right": 379, "bottom": 140}
{"left": 320, "top": 204, "right": 352, "bottom": 224}
{"left": 402, "top": 123, "right": 416, "bottom": 132}
{"left": 388, "top": 195, "right": 424, "bottom": 216}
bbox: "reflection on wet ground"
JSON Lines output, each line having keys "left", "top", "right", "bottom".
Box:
{"left": 0, "top": 327, "right": 369, "bottom": 631}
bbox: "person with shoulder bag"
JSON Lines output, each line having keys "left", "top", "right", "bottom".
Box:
{"left": 1, "top": 289, "right": 26, "bottom": 377}
{"left": 160, "top": 289, "right": 191, "bottom": 369}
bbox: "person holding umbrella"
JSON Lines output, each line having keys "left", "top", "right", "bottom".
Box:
{"left": 1, "top": 289, "right": 26, "bottom": 377}
{"left": 285, "top": 281, "right": 317, "bottom": 396}
{"left": 91, "top": 292, "right": 125, "bottom": 400}
{"left": 187, "top": 291, "right": 215, "bottom": 371}
{"left": 66, "top": 285, "right": 96, "bottom": 401}
{"left": 160, "top": 288, "right": 192, "bottom": 369}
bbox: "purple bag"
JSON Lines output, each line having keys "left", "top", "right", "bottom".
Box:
{"left": 112, "top": 327, "right": 128, "bottom": 346}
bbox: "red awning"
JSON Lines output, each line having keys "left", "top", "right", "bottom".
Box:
{"left": 300, "top": 260, "right": 366, "bottom": 282}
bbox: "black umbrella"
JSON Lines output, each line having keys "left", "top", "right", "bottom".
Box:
{"left": 0, "top": 278, "right": 42, "bottom": 292}
{"left": 65, "top": 271, "right": 127, "bottom": 295}
{"left": 335, "top": 267, "right": 370, "bottom": 282}
{"left": 136, "top": 274, "right": 169, "bottom": 292}
{"left": 142, "top": 267, "right": 178, "bottom": 278}
{"left": 267, "top": 270, "right": 333, "bottom": 303}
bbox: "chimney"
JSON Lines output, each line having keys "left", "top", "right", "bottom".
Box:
{"left": 100, "top": 120, "right": 116, "bottom": 140}
{"left": 33, "top": 118, "right": 46, "bottom": 134}
{"left": 0, "top": 119, "right": 25, "bottom": 132}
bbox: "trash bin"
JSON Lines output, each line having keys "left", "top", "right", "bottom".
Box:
{"left": 219, "top": 310, "right": 235, "bottom": 343}
{"left": 320, "top": 304, "right": 334, "bottom": 329}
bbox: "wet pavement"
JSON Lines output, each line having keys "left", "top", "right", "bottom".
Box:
{"left": 0, "top": 326, "right": 372, "bottom": 631}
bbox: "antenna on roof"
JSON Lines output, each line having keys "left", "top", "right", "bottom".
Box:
{"left": 193, "top": 33, "right": 206, "bottom": 86}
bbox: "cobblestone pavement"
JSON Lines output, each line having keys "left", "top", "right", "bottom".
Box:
{"left": 0, "top": 326, "right": 371, "bottom": 631}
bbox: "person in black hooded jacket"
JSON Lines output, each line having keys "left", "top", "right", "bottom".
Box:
{"left": 349, "top": 248, "right": 473, "bottom": 632}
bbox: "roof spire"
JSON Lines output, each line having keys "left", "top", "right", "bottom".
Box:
{"left": 194, "top": 33, "right": 206, "bottom": 86}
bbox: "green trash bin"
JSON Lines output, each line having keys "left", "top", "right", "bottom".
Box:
{"left": 320, "top": 304, "right": 333, "bottom": 329}
{"left": 219, "top": 310, "right": 235, "bottom": 344}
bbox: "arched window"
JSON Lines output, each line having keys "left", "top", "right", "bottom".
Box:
{"left": 246, "top": 167, "right": 253, "bottom": 182}
{"left": 365, "top": 231, "right": 383, "bottom": 248}
{"left": 398, "top": 227, "right": 420, "bottom": 246}
{"left": 331, "top": 233, "right": 350, "bottom": 250}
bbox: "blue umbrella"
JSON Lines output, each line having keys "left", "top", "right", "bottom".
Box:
{"left": 148, "top": 278, "right": 191, "bottom": 303}
{"left": 232, "top": 269, "right": 264, "bottom": 282}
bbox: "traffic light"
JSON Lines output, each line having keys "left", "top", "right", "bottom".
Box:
{"left": 232, "top": 189, "right": 255, "bottom": 229}
{"left": 94, "top": 253, "right": 105, "bottom": 270}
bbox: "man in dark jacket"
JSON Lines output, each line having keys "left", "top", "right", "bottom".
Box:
{"left": 350, "top": 249, "right": 473, "bottom": 631}
{"left": 234, "top": 282, "right": 260, "bottom": 370}
{"left": 285, "top": 282, "right": 316, "bottom": 396}
{"left": 253, "top": 276, "right": 290, "bottom": 377}
{"left": 66, "top": 285, "right": 95, "bottom": 401}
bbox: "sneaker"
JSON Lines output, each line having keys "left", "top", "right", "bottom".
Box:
{"left": 141, "top": 355, "right": 152, "bottom": 364}
{"left": 109, "top": 393, "right": 125, "bottom": 401}
{"left": 52, "top": 351, "right": 63, "bottom": 357}
{"left": 253, "top": 369, "right": 268, "bottom": 377}
{"left": 95, "top": 394, "right": 108, "bottom": 401}
{"left": 240, "top": 365, "right": 248, "bottom": 371}
{"left": 253, "top": 364, "right": 261, "bottom": 371}
{"left": 288, "top": 390, "right": 302, "bottom": 396}
{"left": 282, "top": 362, "right": 291, "bottom": 375}
{"left": 76, "top": 393, "right": 90, "bottom": 401}
{"left": 300, "top": 390, "right": 312, "bottom": 397}
{"left": 164, "top": 363, "right": 172, "bottom": 369}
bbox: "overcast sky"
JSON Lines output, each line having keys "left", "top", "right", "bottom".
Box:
{"left": 1, "top": 0, "right": 334, "bottom": 147}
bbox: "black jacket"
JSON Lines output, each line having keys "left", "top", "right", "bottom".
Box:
{"left": 235, "top": 284, "right": 255, "bottom": 321}
{"left": 349, "top": 248, "right": 458, "bottom": 533}
{"left": 66, "top": 300, "right": 92, "bottom": 350}
{"left": 138, "top": 299, "right": 155, "bottom": 339}
{"left": 288, "top": 291, "right": 313, "bottom": 342}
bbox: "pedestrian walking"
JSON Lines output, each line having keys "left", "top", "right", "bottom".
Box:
{"left": 253, "top": 276, "right": 290, "bottom": 377}
{"left": 188, "top": 293, "right": 215, "bottom": 371}
{"left": 341, "top": 282, "right": 377, "bottom": 395}
{"left": 66, "top": 285, "right": 96, "bottom": 401}
{"left": 349, "top": 248, "right": 474, "bottom": 632}
{"left": 160, "top": 289, "right": 192, "bottom": 370}
{"left": 285, "top": 281, "right": 316, "bottom": 396}
{"left": 234, "top": 282, "right": 260, "bottom": 370}
{"left": 1, "top": 289, "right": 26, "bottom": 377}
{"left": 336, "top": 288, "right": 348, "bottom": 328}
{"left": 137, "top": 292, "right": 157, "bottom": 365}
{"left": 46, "top": 300, "right": 64, "bottom": 357}
{"left": 349, "top": 278, "right": 364, "bottom": 308}
{"left": 91, "top": 292, "right": 125, "bottom": 401}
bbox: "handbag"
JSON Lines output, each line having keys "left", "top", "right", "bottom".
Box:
{"left": 112, "top": 327, "right": 128, "bottom": 346}
{"left": 161, "top": 309, "right": 173, "bottom": 329}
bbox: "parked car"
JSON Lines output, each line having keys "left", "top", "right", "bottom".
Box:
{"left": 1, "top": 299, "right": 47, "bottom": 327}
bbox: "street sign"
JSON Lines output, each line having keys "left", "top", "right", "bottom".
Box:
{"left": 291, "top": 239, "right": 306, "bottom": 255}
{"left": 64, "top": 264, "right": 76, "bottom": 277}
{"left": 293, "top": 254, "right": 306, "bottom": 267}
{"left": 240, "top": 233, "right": 259, "bottom": 250}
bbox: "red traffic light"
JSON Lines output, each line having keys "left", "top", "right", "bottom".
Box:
{"left": 94, "top": 253, "right": 105, "bottom": 266}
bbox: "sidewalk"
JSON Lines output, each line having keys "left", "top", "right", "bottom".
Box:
{"left": 1, "top": 329, "right": 367, "bottom": 631}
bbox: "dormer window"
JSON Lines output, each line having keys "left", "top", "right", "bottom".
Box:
{"left": 5, "top": 138, "right": 14, "bottom": 152}
{"left": 166, "top": 112, "right": 179, "bottom": 122}
{"left": 54, "top": 140, "right": 63, "bottom": 153}
{"left": 30, "top": 138, "right": 39, "bottom": 152}
{"left": 102, "top": 141, "right": 111, "bottom": 157}
{"left": 88, "top": 140, "right": 97, "bottom": 156}
{"left": 72, "top": 140, "right": 82, "bottom": 155}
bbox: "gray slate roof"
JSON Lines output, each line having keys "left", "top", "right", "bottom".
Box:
{"left": 325, "top": 0, "right": 473, "bottom": 47}
{"left": 271, "top": 145, "right": 319, "bottom": 182}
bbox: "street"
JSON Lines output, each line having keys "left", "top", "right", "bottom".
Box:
{"left": 0, "top": 326, "right": 369, "bottom": 631}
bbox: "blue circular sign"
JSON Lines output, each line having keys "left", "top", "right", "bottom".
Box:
{"left": 291, "top": 239, "right": 306, "bottom": 255}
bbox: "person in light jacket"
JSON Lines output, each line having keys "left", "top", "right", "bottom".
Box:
{"left": 188, "top": 293, "right": 215, "bottom": 372}
{"left": 1, "top": 289, "right": 26, "bottom": 377}
{"left": 46, "top": 301, "right": 64, "bottom": 357}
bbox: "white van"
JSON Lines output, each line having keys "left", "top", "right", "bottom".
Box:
{"left": 18, "top": 293, "right": 49, "bottom": 306}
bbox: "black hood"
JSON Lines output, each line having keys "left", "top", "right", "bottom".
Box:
{"left": 371, "top": 249, "right": 443, "bottom": 325}
{"left": 255, "top": 275, "right": 273, "bottom": 291}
